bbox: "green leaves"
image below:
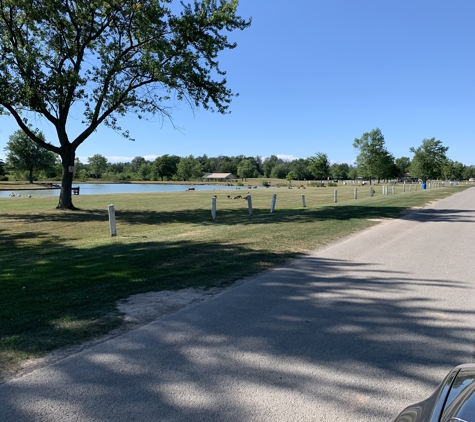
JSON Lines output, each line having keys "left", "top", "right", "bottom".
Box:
{"left": 309, "top": 152, "right": 330, "bottom": 181}
{"left": 353, "top": 128, "right": 394, "bottom": 182}
{"left": 0, "top": 0, "right": 250, "bottom": 144}
{"left": 409, "top": 138, "right": 449, "bottom": 182}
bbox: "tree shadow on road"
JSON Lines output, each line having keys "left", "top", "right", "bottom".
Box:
{"left": 1, "top": 253, "right": 473, "bottom": 421}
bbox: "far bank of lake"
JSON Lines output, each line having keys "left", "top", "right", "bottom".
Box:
{"left": 0, "top": 183, "right": 265, "bottom": 198}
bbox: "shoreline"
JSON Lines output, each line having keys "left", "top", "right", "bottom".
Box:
{"left": 0, "top": 181, "right": 233, "bottom": 191}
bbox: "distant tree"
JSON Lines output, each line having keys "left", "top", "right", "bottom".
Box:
{"left": 87, "top": 154, "right": 108, "bottom": 180}
{"left": 0, "top": 0, "right": 250, "bottom": 209}
{"left": 263, "top": 155, "right": 282, "bottom": 177}
{"left": 285, "top": 171, "right": 294, "bottom": 183}
{"left": 255, "top": 156, "right": 264, "bottom": 176}
{"left": 152, "top": 154, "right": 179, "bottom": 181}
{"left": 289, "top": 158, "right": 312, "bottom": 180}
{"left": 270, "top": 162, "right": 290, "bottom": 179}
{"left": 348, "top": 166, "right": 358, "bottom": 180}
{"left": 177, "top": 156, "right": 202, "bottom": 181}
{"left": 0, "top": 158, "right": 6, "bottom": 176}
{"left": 451, "top": 161, "right": 465, "bottom": 180}
{"left": 353, "top": 128, "right": 394, "bottom": 184}
{"left": 137, "top": 162, "right": 152, "bottom": 181}
{"left": 4, "top": 130, "right": 57, "bottom": 183}
{"left": 308, "top": 152, "right": 330, "bottom": 183}
{"left": 395, "top": 156, "right": 411, "bottom": 178}
{"left": 130, "top": 157, "right": 147, "bottom": 175}
{"left": 237, "top": 158, "right": 256, "bottom": 180}
{"left": 463, "top": 165, "right": 475, "bottom": 180}
{"left": 329, "top": 163, "right": 350, "bottom": 180}
{"left": 410, "top": 138, "right": 449, "bottom": 182}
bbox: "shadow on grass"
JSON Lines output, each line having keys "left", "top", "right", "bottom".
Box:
{"left": 1, "top": 253, "right": 473, "bottom": 421}
{"left": 0, "top": 232, "right": 300, "bottom": 362}
{"left": 3, "top": 202, "right": 474, "bottom": 228}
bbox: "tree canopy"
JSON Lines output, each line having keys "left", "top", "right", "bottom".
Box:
{"left": 353, "top": 128, "right": 394, "bottom": 184}
{"left": 308, "top": 152, "right": 330, "bottom": 182}
{"left": 0, "top": 0, "right": 250, "bottom": 208}
{"left": 410, "top": 138, "right": 449, "bottom": 182}
{"left": 4, "top": 129, "right": 57, "bottom": 183}
{"left": 87, "top": 154, "right": 108, "bottom": 180}
{"left": 0, "top": 158, "right": 5, "bottom": 176}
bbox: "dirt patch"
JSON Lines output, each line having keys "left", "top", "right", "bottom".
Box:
{"left": 1, "top": 287, "right": 224, "bottom": 384}
{"left": 117, "top": 287, "right": 224, "bottom": 325}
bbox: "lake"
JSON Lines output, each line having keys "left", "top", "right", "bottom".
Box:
{"left": 0, "top": 183, "right": 263, "bottom": 198}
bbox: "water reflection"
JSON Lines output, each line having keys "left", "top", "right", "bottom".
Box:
{"left": 0, "top": 183, "right": 264, "bottom": 198}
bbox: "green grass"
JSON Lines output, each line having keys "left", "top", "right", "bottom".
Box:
{"left": 0, "top": 182, "right": 472, "bottom": 375}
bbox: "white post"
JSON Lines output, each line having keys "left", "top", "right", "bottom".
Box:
{"left": 370, "top": 186, "right": 373, "bottom": 197}
{"left": 415, "top": 184, "right": 417, "bottom": 191}
{"left": 392, "top": 185, "right": 395, "bottom": 194}
{"left": 382, "top": 186, "right": 385, "bottom": 195}
{"left": 403, "top": 183, "right": 406, "bottom": 192}
{"left": 247, "top": 194, "right": 253, "bottom": 216}
{"left": 409, "top": 184, "right": 412, "bottom": 191}
{"left": 270, "top": 194, "right": 277, "bottom": 213}
{"left": 211, "top": 196, "right": 217, "bottom": 220}
{"left": 354, "top": 187, "right": 357, "bottom": 200}
{"left": 301, "top": 194, "right": 306, "bottom": 207}
{"left": 108, "top": 204, "right": 117, "bottom": 237}
{"left": 334, "top": 189, "right": 337, "bottom": 203}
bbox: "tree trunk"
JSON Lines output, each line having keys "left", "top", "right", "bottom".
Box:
{"left": 57, "top": 146, "right": 77, "bottom": 210}
{"left": 29, "top": 166, "right": 34, "bottom": 183}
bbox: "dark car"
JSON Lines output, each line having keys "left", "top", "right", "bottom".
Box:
{"left": 393, "top": 363, "right": 475, "bottom": 422}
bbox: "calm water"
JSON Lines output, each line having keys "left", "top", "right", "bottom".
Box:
{"left": 0, "top": 183, "right": 263, "bottom": 198}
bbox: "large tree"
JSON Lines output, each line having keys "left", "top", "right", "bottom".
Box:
{"left": 236, "top": 158, "right": 256, "bottom": 180}
{"left": 87, "top": 154, "right": 108, "bottom": 180}
{"left": 409, "top": 138, "right": 448, "bottom": 183}
{"left": 151, "top": 154, "right": 179, "bottom": 181}
{"left": 4, "top": 129, "right": 57, "bottom": 183}
{"left": 0, "top": 0, "right": 250, "bottom": 209}
{"left": 395, "top": 156, "right": 411, "bottom": 178}
{"left": 308, "top": 152, "right": 330, "bottom": 183}
{"left": 353, "top": 128, "right": 394, "bottom": 184}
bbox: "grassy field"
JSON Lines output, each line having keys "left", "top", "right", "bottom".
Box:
{"left": 0, "top": 181, "right": 472, "bottom": 376}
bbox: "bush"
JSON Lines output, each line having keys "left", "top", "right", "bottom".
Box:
{"left": 328, "top": 182, "right": 338, "bottom": 187}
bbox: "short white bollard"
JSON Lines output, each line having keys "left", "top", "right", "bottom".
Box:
{"left": 211, "top": 196, "right": 217, "bottom": 220}
{"left": 354, "top": 187, "right": 357, "bottom": 200}
{"left": 270, "top": 194, "right": 277, "bottom": 213}
{"left": 409, "top": 184, "right": 412, "bottom": 191}
{"left": 392, "top": 185, "right": 395, "bottom": 194}
{"left": 370, "top": 186, "right": 373, "bottom": 197}
{"left": 108, "top": 204, "right": 117, "bottom": 237}
{"left": 301, "top": 194, "right": 306, "bottom": 207}
{"left": 247, "top": 194, "right": 253, "bottom": 216}
{"left": 403, "top": 183, "right": 406, "bottom": 192}
{"left": 334, "top": 189, "right": 337, "bottom": 203}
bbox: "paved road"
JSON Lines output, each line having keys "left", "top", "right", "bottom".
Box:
{"left": 1, "top": 188, "right": 475, "bottom": 421}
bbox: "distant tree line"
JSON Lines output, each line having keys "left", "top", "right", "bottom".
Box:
{"left": 3, "top": 128, "right": 475, "bottom": 183}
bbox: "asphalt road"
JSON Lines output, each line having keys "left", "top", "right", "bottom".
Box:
{"left": 1, "top": 188, "right": 475, "bottom": 421}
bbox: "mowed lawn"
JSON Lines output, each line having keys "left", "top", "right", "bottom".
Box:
{"left": 0, "top": 182, "right": 471, "bottom": 375}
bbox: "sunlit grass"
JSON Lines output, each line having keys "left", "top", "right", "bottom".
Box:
{"left": 0, "top": 182, "right": 472, "bottom": 375}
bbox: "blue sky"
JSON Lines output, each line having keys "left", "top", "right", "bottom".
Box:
{"left": 1, "top": 0, "right": 474, "bottom": 165}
